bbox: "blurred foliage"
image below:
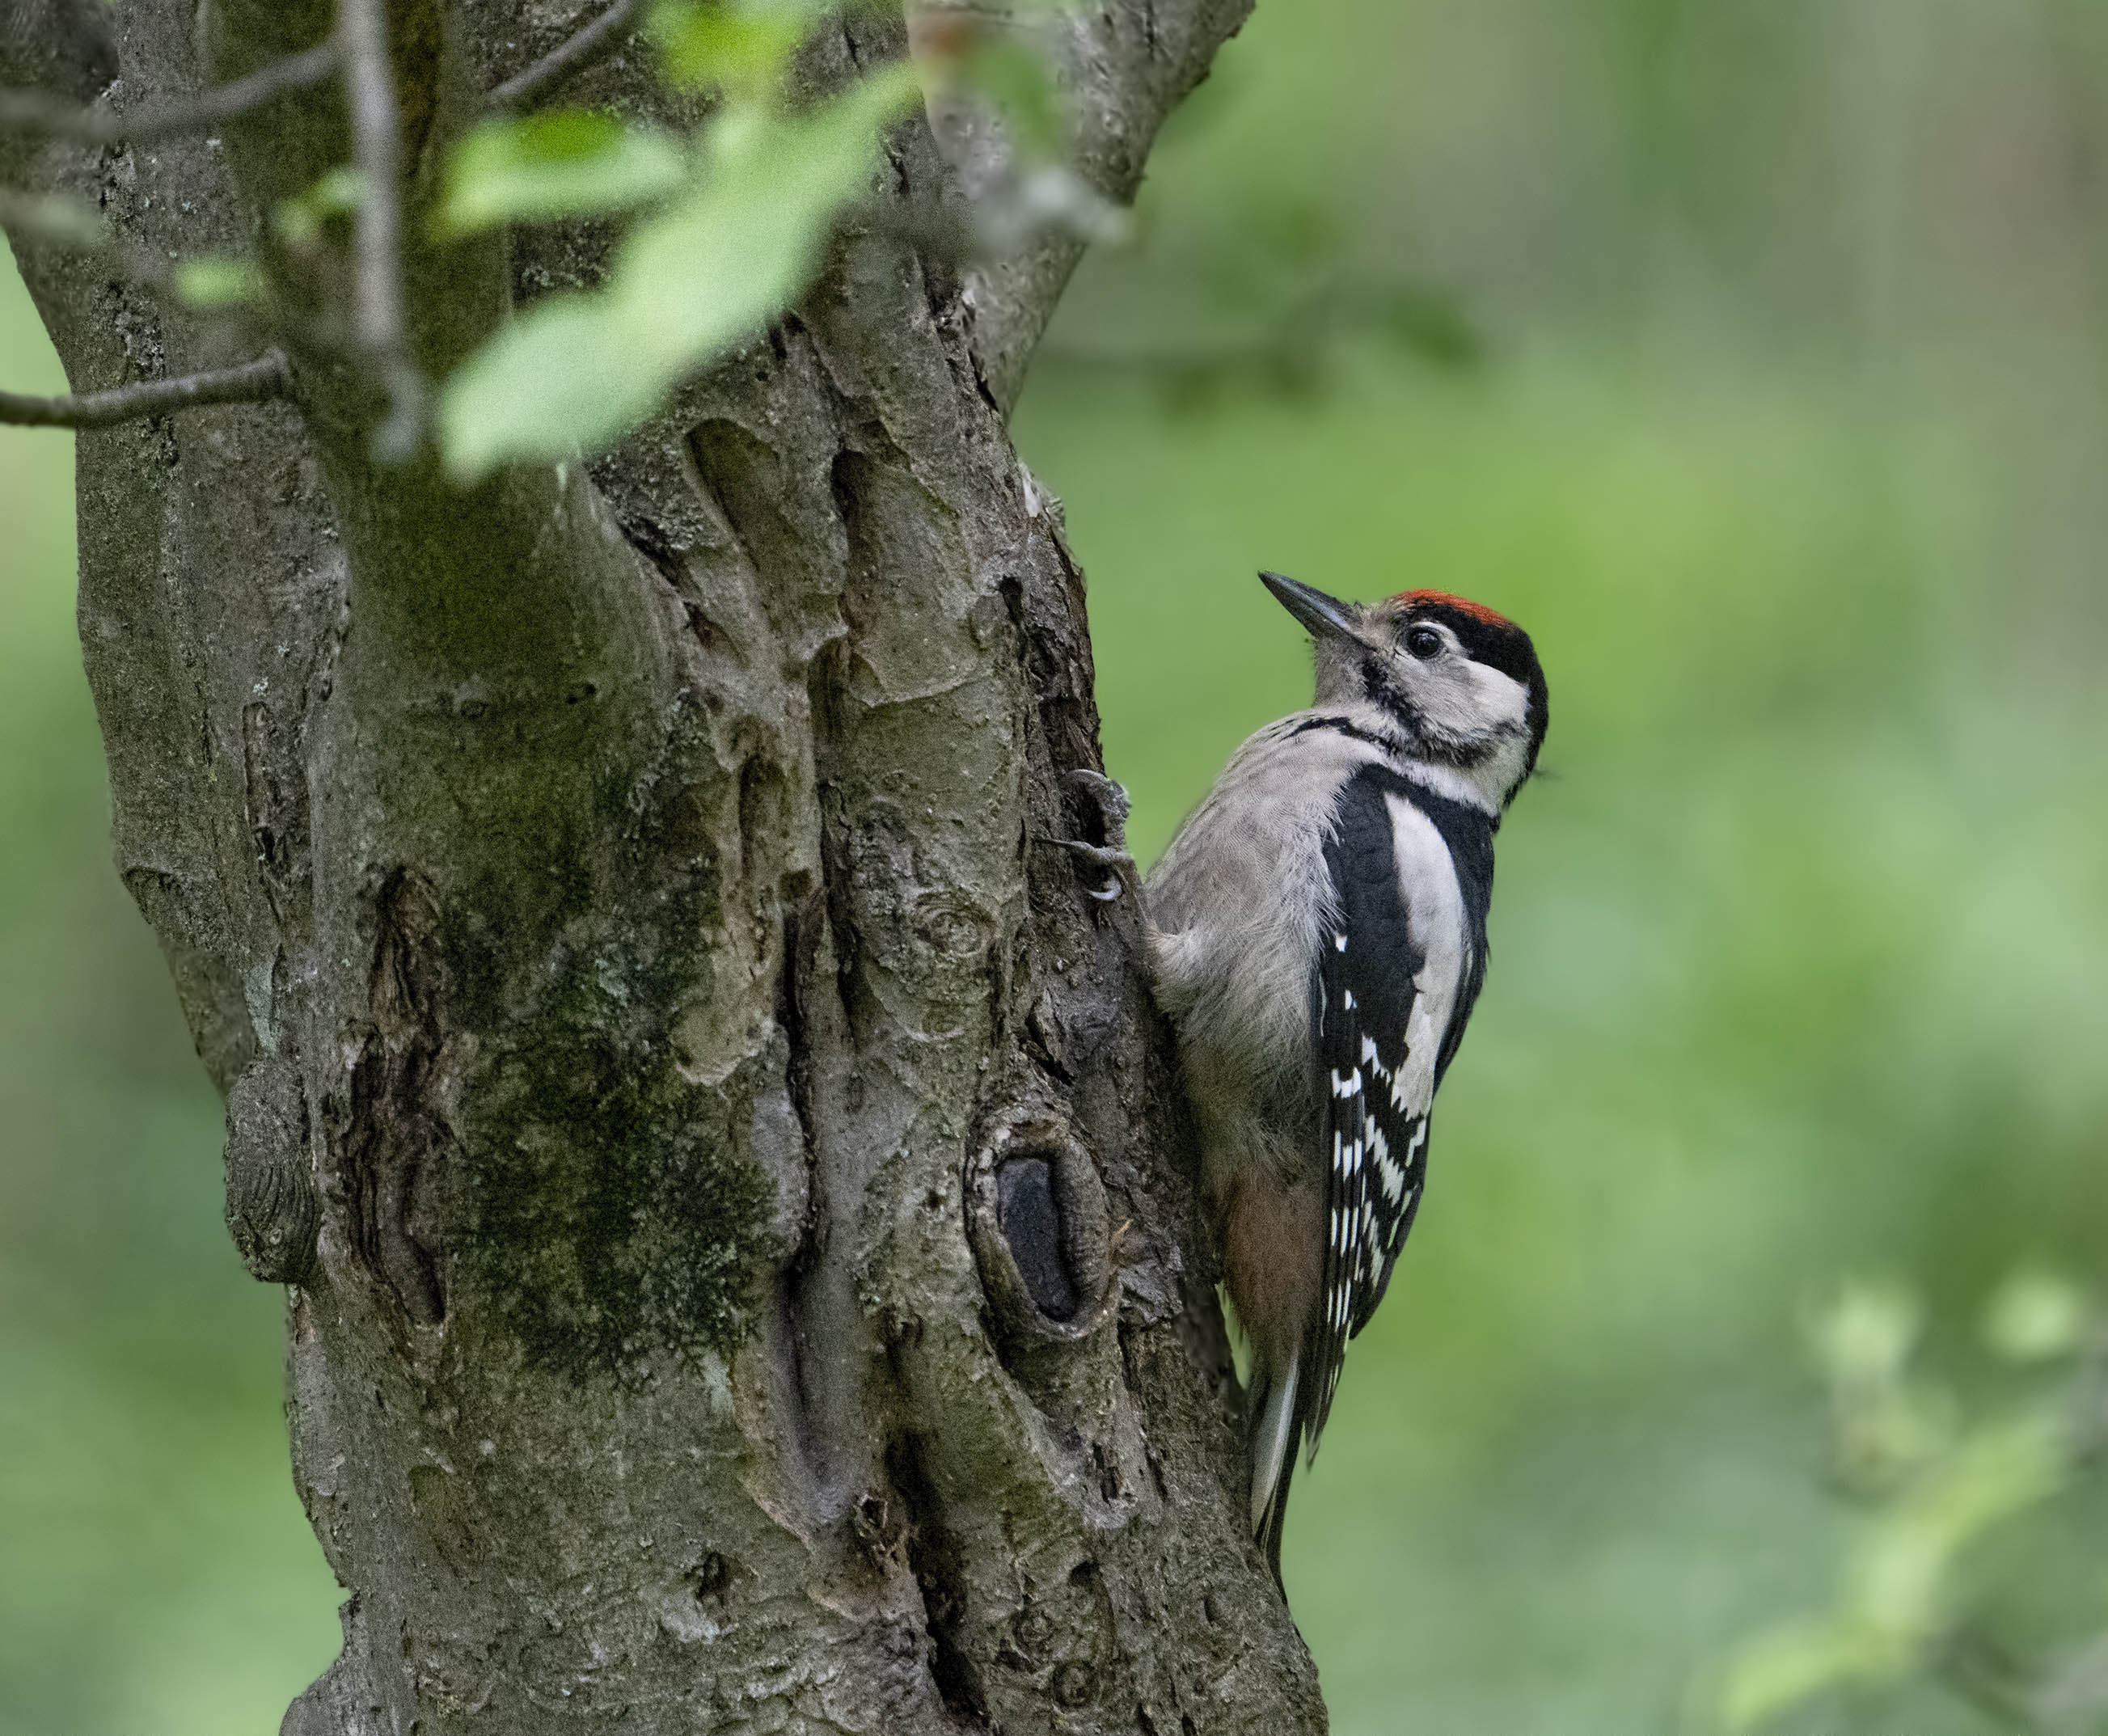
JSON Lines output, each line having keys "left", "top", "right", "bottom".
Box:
{"left": 172, "top": 256, "right": 267, "bottom": 309}
{"left": 7, "top": 0, "right": 2108, "bottom": 1731}
{"left": 438, "top": 0, "right": 1111, "bottom": 476}
{"left": 440, "top": 1, "right": 921, "bottom": 477}
{"left": 439, "top": 57, "right": 919, "bottom": 476}
{"left": 437, "top": 111, "right": 689, "bottom": 238}
{"left": 653, "top": 0, "right": 831, "bottom": 97}
{"left": 1721, "top": 1275, "right": 2107, "bottom": 1733}
{"left": 271, "top": 166, "right": 368, "bottom": 251}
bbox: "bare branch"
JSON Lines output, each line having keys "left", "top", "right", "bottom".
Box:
{"left": 0, "top": 40, "right": 339, "bottom": 147}
{"left": 487, "top": 0, "right": 647, "bottom": 112}
{"left": 0, "top": 351, "right": 290, "bottom": 428}
{"left": 0, "top": 185, "right": 99, "bottom": 243}
{"left": 0, "top": 185, "right": 187, "bottom": 291}
{"left": 336, "top": 0, "right": 421, "bottom": 460}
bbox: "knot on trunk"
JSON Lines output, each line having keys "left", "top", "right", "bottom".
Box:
{"left": 967, "top": 1109, "right": 1117, "bottom": 1364}
{"left": 224, "top": 1050, "right": 319, "bottom": 1284}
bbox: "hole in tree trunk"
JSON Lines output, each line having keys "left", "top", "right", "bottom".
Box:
{"left": 964, "top": 1111, "right": 1117, "bottom": 1372}
{"left": 996, "top": 1156, "right": 1079, "bottom": 1322}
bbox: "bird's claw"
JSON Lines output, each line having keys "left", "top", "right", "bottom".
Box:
{"left": 1050, "top": 838, "right": 1131, "bottom": 902}
{"left": 1052, "top": 771, "right": 1138, "bottom": 906}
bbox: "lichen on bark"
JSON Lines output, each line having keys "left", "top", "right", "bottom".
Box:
{"left": 452, "top": 844, "right": 784, "bottom": 1384}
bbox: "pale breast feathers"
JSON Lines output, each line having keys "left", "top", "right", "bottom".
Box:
{"left": 1147, "top": 717, "right": 1388, "bottom": 1083}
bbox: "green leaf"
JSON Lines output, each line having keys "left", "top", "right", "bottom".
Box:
{"left": 441, "top": 65, "right": 919, "bottom": 482}
{"left": 651, "top": 0, "right": 830, "bottom": 99}
{"left": 437, "top": 112, "right": 689, "bottom": 238}
{"left": 1810, "top": 1278, "right": 1920, "bottom": 1389}
{"left": 1719, "top": 1617, "right": 1898, "bottom": 1732}
{"left": 273, "top": 168, "right": 369, "bottom": 248}
{"left": 173, "top": 256, "right": 265, "bottom": 309}
{"left": 1983, "top": 1269, "right": 2089, "bottom": 1362}
{"left": 1862, "top": 1413, "right": 2068, "bottom": 1613}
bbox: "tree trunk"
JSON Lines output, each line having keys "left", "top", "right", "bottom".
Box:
{"left": 2, "top": 2, "right": 1327, "bottom": 1731}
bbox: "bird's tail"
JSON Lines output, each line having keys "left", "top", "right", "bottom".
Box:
{"left": 1248, "top": 1350, "right": 1301, "bottom": 1583}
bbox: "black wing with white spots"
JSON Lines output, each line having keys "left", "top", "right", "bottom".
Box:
{"left": 1303, "top": 769, "right": 1453, "bottom": 1450}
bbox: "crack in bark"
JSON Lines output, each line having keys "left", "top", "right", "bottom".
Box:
{"left": 225, "top": 1050, "right": 321, "bottom": 1283}
{"left": 887, "top": 1432, "right": 992, "bottom": 1729}
{"left": 608, "top": 505, "right": 687, "bottom": 594}
{"left": 775, "top": 886, "right": 826, "bottom": 1162}
{"left": 770, "top": 882, "right": 831, "bottom": 1479}
{"left": 339, "top": 868, "right": 450, "bottom": 1333}
{"left": 241, "top": 699, "right": 315, "bottom": 928}
{"left": 806, "top": 636, "right": 870, "bottom": 1060}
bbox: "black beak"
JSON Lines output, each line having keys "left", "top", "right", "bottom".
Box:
{"left": 1260, "top": 571, "right": 1362, "bottom": 645}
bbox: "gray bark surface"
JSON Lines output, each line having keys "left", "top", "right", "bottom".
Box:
{"left": 2, "top": 2, "right": 1325, "bottom": 1730}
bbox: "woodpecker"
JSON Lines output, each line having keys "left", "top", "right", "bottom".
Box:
{"left": 1068, "top": 572, "right": 1548, "bottom": 1576}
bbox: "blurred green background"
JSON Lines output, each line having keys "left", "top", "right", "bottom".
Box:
{"left": 5, "top": 0, "right": 2107, "bottom": 1730}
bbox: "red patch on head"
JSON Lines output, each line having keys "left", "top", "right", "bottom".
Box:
{"left": 1393, "top": 589, "right": 1514, "bottom": 629}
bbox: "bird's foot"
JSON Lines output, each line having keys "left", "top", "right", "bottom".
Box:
{"left": 1056, "top": 841, "right": 1134, "bottom": 902}
{"left": 1050, "top": 769, "right": 1139, "bottom": 905}
{"left": 1063, "top": 769, "right": 1131, "bottom": 843}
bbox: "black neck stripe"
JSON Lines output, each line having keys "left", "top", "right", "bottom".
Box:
{"left": 1290, "top": 715, "right": 1502, "bottom": 826}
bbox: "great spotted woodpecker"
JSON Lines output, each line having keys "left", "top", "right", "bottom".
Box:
{"left": 1065, "top": 572, "right": 1548, "bottom": 1575}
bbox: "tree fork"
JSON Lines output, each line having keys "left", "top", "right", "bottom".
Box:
{"left": 1, "top": 0, "right": 1320, "bottom": 1730}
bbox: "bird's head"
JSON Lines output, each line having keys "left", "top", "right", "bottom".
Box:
{"left": 1261, "top": 570, "right": 1548, "bottom": 809}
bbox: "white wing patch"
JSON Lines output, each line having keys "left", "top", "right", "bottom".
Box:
{"left": 1306, "top": 776, "right": 1472, "bottom": 1458}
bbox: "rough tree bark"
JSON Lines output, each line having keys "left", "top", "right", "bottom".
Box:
{"left": 2, "top": 1, "right": 1329, "bottom": 1730}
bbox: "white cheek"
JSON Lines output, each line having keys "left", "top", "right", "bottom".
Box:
{"left": 1464, "top": 662, "right": 1531, "bottom": 729}
{"left": 1410, "top": 660, "right": 1530, "bottom": 739}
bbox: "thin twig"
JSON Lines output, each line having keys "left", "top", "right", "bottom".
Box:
{"left": 0, "top": 187, "right": 181, "bottom": 289}
{"left": 0, "top": 352, "right": 290, "bottom": 429}
{"left": 488, "top": 0, "right": 648, "bottom": 111}
{"left": 336, "top": 0, "right": 422, "bottom": 459}
{"left": 0, "top": 41, "right": 340, "bottom": 148}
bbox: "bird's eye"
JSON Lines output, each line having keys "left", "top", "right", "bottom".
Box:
{"left": 1405, "top": 625, "right": 1444, "bottom": 661}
